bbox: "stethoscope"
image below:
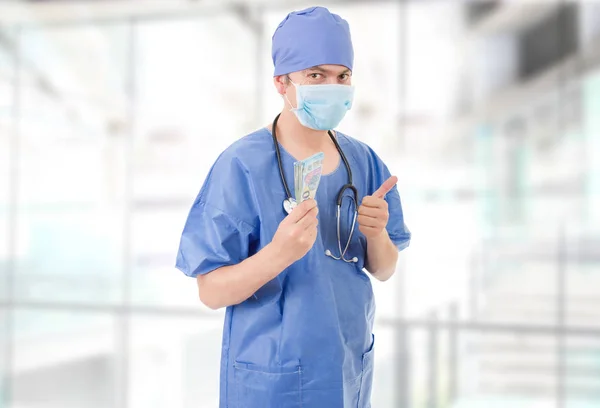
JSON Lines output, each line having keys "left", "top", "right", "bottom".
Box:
{"left": 271, "top": 113, "right": 359, "bottom": 263}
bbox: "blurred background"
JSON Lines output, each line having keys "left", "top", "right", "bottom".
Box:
{"left": 1, "top": 0, "right": 600, "bottom": 407}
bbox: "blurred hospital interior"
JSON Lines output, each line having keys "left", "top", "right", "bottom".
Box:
{"left": 1, "top": 0, "right": 600, "bottom": 407}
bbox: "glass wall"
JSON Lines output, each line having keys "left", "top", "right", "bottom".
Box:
{"left": 14, "top": 23, "right": 129, "bottom": 305}
{"left": 127, "top": 316, "right": 223, "bottom": 408}
{"left": 0, "top": 25, "right": 14, "bottom": 408}
{"left": 11, "top": 311, "right": 116, "bottom": 408}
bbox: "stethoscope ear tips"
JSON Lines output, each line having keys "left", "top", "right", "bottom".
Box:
{"left": 324, "top": 249, "right": 332, "bottom": 256}
{"left": 351, "top": 257, "right": 358, "bottom": 263}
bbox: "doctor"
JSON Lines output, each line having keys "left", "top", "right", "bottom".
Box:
{"left": 176, "top": 6, "right": 411, "bottom": 408}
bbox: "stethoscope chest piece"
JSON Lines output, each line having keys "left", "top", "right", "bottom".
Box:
{"left": 283, "top": 198, "right": 297, "bottom": 215}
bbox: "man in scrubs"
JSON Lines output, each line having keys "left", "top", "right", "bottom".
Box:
{"left": 176, "top": 6, "right": 411, "bottom": 408}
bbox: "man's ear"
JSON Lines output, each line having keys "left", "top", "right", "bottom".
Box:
{"left": 274, "top": 75, "right": 289, "bottom": 95}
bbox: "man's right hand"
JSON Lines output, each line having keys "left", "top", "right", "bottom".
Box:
{"left": 271, "top": 199, "right": 319, "bottom": 265}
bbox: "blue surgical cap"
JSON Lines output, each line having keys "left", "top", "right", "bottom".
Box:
{"left": 272, "top": 6, "right": 354, "bottom": 77}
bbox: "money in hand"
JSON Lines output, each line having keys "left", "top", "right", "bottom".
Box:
{"left": 293, "top": 152, "right": 324, "bottom": 203}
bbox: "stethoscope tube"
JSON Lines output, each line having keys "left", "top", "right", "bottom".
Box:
{"left": 271, "top": 113, "right": 359, "bottom": 264}
{"left": 324, "top": 198, "right": 359, "bottom": 264}
{"left": 327, "top": 183, "right": 359, "bottom": 263}
{"left": 272, "top": 115, "right": 293, "bottom": 201}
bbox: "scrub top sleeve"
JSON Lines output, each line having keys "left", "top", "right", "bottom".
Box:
{"left": 383, "top": 177, "right": 411, "bottom": 251}
{"left": 175, "top": 154, "right": 260, "bottom": 277}
{"left": 175, "top": 201, "right": 257, "bottom": 277}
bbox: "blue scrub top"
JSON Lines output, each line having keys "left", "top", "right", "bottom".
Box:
{"left": 176, "top": 127, "right": 411, "bottom": 408}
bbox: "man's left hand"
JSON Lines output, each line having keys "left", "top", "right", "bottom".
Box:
{"left": 357, "top": 176, "right": 398, "bottom": 239}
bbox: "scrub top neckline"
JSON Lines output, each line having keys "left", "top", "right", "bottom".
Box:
{"left": 262, "top": 126, "right": 343, "bottom": 178}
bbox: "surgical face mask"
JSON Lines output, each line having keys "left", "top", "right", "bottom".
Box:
{"left": 285, "top": 80, "right": 355, "bottom": 131}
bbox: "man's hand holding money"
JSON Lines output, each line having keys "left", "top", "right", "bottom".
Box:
{"left": 270, "top": 199, "right": 319, "bottom": 266}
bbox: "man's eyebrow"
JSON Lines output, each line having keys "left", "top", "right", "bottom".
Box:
{"left": 304, "top": 66, "right": 327, "bottom": 73}
{"left": 304, "top": 66, "right": 351, "bottom": 75}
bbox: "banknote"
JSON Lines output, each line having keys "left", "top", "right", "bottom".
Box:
{"left": 294, "top": 152, "right": 324, "bottom": 203}
{"left": 294, "top": 161, "right": 303, "bottom": 204}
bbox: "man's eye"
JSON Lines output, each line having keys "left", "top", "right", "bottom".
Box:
{"left": 309, "top": 73, "right": 322, "bottom": 79}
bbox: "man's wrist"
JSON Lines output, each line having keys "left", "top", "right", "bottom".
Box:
{"left": 261, "top": 242, "right": 294, "bottom": 276}
{"left": 366, "top": 229, "right": 390, "bottom": 246}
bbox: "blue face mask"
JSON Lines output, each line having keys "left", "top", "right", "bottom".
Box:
{"left": 286, "top": 81, "right": 355, "bottom": 131}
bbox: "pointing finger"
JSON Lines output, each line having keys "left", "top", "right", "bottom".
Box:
{"left": 373, "top": 176, "right": 398, "bottom": 199}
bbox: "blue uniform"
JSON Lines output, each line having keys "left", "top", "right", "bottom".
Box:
{"left": 176, "top": 127, "right": 411, "bottom": 408}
